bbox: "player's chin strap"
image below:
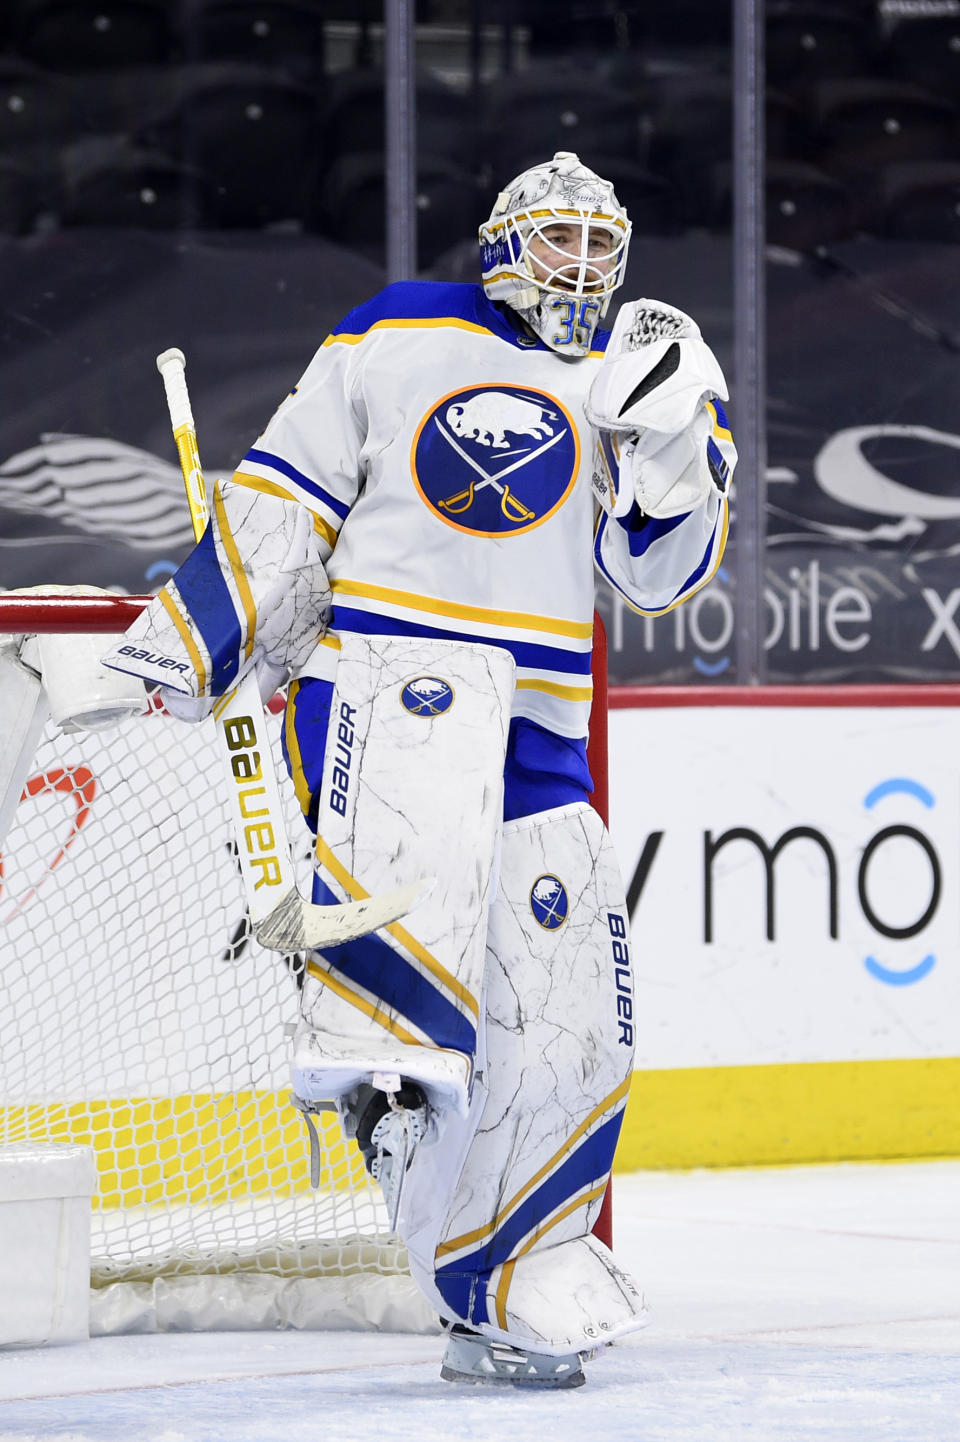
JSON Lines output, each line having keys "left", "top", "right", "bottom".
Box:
{"left": 154, "top": 349, "right": 432, "bottom": 953}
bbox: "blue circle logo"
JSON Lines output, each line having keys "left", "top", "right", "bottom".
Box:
{"left": 401, "top": 676, "right": 455, "bottom": 716}
{"left": 411, "top": 384, "right": 579, "bottom": 537}
{"left": 530, "top": 874, "right": 569, "bottom": 929}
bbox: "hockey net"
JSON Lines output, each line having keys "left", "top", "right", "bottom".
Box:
{"left": 0, "top": 592, "right": 610, "bottom": 1334}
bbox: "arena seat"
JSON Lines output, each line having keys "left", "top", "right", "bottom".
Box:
{"left": 137, "top": 62, "right": 322, "bottom": 227}
{"left": 809, "top": 78, "right": 958, "bottom": 179}
{"left": 321, "top": 67, "right": 478, "bottom": 172}
{"left": 880, "top": 11, "right": 960, "bottom": 102}
{"left": 316, "top": 151, "right": 484, "bottom": 267}
{"left": 480, "top": 65, "right": 644, "bottom": 179}
{"left": 56, "top": 135, "right": 219, "bottom": 228}
{"left": 0, "top": 156, "right": 39, "bottom": 234}
{"left": 870, "top": 160, "right": 960, "bottom": 245}
{"left": 15, "top": 0, "right": 176, "bottom": 71}
{"left": 710, "top": 158, "right": 859, "bottom": 252}
{"left": 182, "top": 0, "right": 325, "bottom": 81}
{"left": 765, "top": 2, "right": 876, "bottom": 92}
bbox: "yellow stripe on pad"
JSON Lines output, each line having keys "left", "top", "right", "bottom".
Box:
{"left": 493, "top": 1180, "right": 608, "bottom": 1330}
{"left": 437, "top": 1074, "right": 631, "bottom": 1258}
{"left": 283, "top": 678, "right": 313, "bottom": 818}
{"left": 305, "top": 959, "right": 425, "bottom": 1046}
{"left": 231, "top": 471, "right": 339, "bottom": 549}
{"left": 704, "top": 399, "right": 733, "bottom": 441}
{"left": 159, "top": 586, "right": 207, "bottom": 694}
{"left": 315, "top": 837, "right": 479, "bottom": 1021}
{"left": 385, "top": 919, "right": 480, "bottom": 1022}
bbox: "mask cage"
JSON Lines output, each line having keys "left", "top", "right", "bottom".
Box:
{"left": 488, "top": 206, "right": 631, "bottom": 308}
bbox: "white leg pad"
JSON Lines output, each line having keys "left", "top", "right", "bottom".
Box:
{"left": 396, "top": 802, "right": 648, "bottom": 1352}
{"left": 292, "top": 635, "right": 514, "bottom": 1116}
{"left": 480, "top": 1232, "right": 647, "bottom": 1354}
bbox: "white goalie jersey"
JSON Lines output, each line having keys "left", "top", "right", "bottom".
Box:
{"left": 106, "top": 281, "right": 733, "bottom": 740}
{"left": 227, "top": 280, "right": 733, "bottom": 740}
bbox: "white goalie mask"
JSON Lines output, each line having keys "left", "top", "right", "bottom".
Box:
{"left": 479, "top": 151, "right": 631, "bottom": 359}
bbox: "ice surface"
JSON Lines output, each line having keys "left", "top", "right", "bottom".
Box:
{"left": 1, "top": 1160, "right": 958, "bottom": 1442}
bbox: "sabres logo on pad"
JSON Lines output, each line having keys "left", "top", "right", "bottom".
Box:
{"left": 530, "top": 874, "right": 569, "bottom": 930}
{"left": 412, "top": 383, "right": 578, "bottom": 538}
{"left": 401, "top": 676, "right": 455, "bottom": 716}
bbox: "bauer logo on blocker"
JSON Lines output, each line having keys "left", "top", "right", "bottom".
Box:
{"left": 412, "top": 383, "right": 579, "bottom": 537}
{"left": 401, "top": 676, "right": 455, "bottom": 716}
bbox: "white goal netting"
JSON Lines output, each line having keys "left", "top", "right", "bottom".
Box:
{"left": 0, "top": 627, "right": 432, "bottom": 1334}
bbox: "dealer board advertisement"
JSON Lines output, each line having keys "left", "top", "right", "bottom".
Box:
{"left": 608, "top": 699, "right": 960, "bottom": 1072}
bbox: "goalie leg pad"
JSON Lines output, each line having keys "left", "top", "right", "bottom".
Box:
{"left": 395, "top": 802, "right": 648, "bottom": 1354}
{"left": 291, "top": 634, "right": 514, "bottom": 1117}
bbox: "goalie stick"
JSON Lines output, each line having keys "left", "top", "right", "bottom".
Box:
{"left": 155, "top": 347, "right": 428, "bottom": 951}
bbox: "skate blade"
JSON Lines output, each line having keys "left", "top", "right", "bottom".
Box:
{"left": 440, "top": 1363, "right": 585, "bottom": 1389}
{"left": 440, "top": 1333, "right": 585, "bottom": 1388}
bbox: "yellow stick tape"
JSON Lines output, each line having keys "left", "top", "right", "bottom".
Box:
{"left": 614, "top": 1057, "right": 960, "bottom": 1170}
{"left": 0, "top": 1092, "right": 367, "bottom": 1209}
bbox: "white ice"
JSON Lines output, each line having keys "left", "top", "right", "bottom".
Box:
{"left": 2, "top": 1160, "right": 959, "bottom": 1442}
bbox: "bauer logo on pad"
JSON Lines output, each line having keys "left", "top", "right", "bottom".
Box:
{"left": 400, "top": 677, "right": 455, "bottom": 716}
{"left": 530, "top": 874, "right": 569, "bottom": 930}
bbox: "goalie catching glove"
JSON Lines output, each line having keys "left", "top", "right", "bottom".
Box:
{"left": 586, "top": 299, "right": 737, "bottom": 520}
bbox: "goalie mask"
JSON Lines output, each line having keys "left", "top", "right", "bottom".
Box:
{"left": 479, "top": 151, "right": 631, "bottom": 359}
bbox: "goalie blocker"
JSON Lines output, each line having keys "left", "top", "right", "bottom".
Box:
{"left": 287, "top": 634, "right": 648, "bottom": 1369}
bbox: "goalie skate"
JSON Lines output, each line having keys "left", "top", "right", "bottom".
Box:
{"left": 346, "top": 1076, "right": 428, "bottom": 1233}
{"left": 440, "top": 1326, "right": 586, "bottom": 1389}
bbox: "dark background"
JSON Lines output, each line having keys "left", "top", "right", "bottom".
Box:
{"left": 1, "top": 0, "right": 958, "bottom": 683}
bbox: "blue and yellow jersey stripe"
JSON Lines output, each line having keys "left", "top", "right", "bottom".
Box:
{"left": 326, "top": 578, "right": 595, "bottom": 717}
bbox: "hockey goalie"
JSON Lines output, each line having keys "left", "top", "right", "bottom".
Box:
{"left": 103, "top": 152, "right": 737, "bottom": 1388}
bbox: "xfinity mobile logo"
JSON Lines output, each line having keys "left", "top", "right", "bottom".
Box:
{"left": 627, "top": 777, "right": 942, "bottom": 986}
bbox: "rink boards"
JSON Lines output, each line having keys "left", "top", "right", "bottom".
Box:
{"left": 608, "top": 686, "right": 960, "bottom": 1168}
{"left": 5, "top": 686, "right": 960, "bottom": 1186}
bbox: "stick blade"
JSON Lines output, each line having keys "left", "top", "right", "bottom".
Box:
{"left": 253, "top": 877, "right": 432, "bottom": 952}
